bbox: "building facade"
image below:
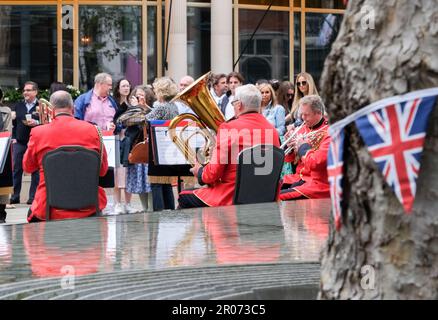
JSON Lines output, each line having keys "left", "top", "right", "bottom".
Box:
{"left": 0, "top": 0, "right": 345, "bottom": 90}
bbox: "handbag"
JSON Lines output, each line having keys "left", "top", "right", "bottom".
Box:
{"left": 128, "top": 125, "right": 149, "bottom": 164}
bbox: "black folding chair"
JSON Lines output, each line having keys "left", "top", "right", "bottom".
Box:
{"left": 233, "top": 144, "right": 285, "bottom": 205}
{"left": 42, "top": 145, "right": 101, "bottom": 220}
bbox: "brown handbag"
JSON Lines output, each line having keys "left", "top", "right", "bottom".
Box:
{"left": 128, "top": 125, "right": 149, "bottom": 164}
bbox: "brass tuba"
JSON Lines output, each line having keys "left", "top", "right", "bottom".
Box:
{"left": 37, "top": 98, "right": 55, "bottom": 125}
{"left": 168, "top": 72, "right": 225, "bottom": 166}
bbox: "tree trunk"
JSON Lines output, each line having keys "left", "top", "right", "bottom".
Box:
{"left": 319, "top": 0, "right": 438, "bottom": 299}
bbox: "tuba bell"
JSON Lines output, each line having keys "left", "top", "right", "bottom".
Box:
{"left": 168, "top": 71, "right": 225, "bottom": 166}
{"left": 37, "top": 98, "right": 55, "bottom": 125}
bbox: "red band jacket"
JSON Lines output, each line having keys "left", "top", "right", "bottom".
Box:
{"left": 281, "top": 119, "right": 331, "bottom": 200}
{"left": 23, "top": 115, "right": 108, "bottom": 221}
{"left": 193, "top": 112, "right": 280, "bottom": 207}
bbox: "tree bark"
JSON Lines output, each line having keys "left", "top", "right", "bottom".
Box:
{"left": 319, "top": 0, "right": 438, "bottom": 299}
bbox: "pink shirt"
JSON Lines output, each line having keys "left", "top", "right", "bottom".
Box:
{"left": 84, "top": 91, "right": 116, "bottom": 130}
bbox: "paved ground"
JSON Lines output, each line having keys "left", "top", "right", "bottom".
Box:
{"left": 3, "top": 184, "right": 184, "bottom": 225}
{"left": 2, "top": 193, "right": 146, "bottom": 225}
{"left": 5, "top": 201, "right": 144, "bottom": 225}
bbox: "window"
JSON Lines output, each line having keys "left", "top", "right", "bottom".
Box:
{"left": 305, "top": 13, "right": 343, "bottom": 84}
{"left": 79, "top": 6, "right": 142, "bottom": 90}
{"left": 187, "top": 6, "right": 211, "bottom": 78}
{"left": 0, "top": 6, "right": 57, "bottom": 89}
{"left": 239, "top": 9, "right": 289, "bottom": 83}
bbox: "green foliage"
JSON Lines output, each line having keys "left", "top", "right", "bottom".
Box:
{"left": 2, "top": 88, "right": 22, "bottom": 103}
{"left": 2, "top": 85, "right": 84, "bottom": 103}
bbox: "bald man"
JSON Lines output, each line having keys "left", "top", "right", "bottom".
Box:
{"left": 175, "top": 75, "right": 196, "bottom": 115}
{"left": 23, "top": 90, "right": 109, "bottom": 222}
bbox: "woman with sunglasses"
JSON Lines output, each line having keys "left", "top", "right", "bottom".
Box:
{"left": 289, "top": 72, "right": 319, "bottom": 126}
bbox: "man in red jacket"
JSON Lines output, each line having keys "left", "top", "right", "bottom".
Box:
{"left": 23, "top": 90, "right": 108, "bottom": 222}
{"left": 178, "top": 84, "right": 280, "bottom": 208}
{"left": 280, "top": 95, "right": 331, "bottom": 200}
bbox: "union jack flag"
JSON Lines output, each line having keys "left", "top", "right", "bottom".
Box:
{"left": 327, "top": 128, "right": 345, "bottom": 231}
{"left": 355, "top": 95, "right": 437, "bottom": 213}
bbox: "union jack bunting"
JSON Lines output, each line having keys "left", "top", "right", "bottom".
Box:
{"left": 327, "top": 128, "right": 345, "bottom": 230}
{"left": 355, "top": 94, "right": 437, "bottom": 213}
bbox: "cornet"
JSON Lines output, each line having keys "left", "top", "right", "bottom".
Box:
{"left": 281, "top": 122, "right": 327, "bottom": 155}
{"left": 280, "top": 122, "right": 305, "bottom": 155}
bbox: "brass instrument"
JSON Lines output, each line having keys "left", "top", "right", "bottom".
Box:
{"left": 281, "top": 122, "right": 326, "bottom": 155}
{"left": 281, "top": 122, "right": 305, "bottom": 154}
{"left": 168, "top": 72, "right": 226, "bottom": 166}
{"left": 37, "top": 98, "right": 55, "bottom": 125}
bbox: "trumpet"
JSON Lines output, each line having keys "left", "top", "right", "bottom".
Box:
{"left": 281, "top": 122, "right": 305, "bottom": 155}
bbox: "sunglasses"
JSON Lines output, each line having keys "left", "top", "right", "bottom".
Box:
{"left": 287, "top": 93, "right": 294, "bottom": 97}
{"left": 297, "top": 81, "right": 307, "bottom": 87}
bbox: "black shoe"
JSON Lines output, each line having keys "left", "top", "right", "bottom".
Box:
{"left": 10, "top": 198, "right": 20, "bottom": 204}
{"left": 26, "top": 199, "right": 34, "bottom": 205}
{"left": 0, "top": 219, "right": 5, "bottom": 224}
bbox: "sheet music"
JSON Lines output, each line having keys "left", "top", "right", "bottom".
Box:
{"left": 153, "top": 126, "right": 208, "bottom": 165}
{"left": 102, "top": 135, "right": 120, "bottom": 168}
{"left": 0, "top": 132, "right": 11, "bottom": 174}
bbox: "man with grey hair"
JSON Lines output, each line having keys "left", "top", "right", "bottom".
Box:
{"left": 74, "top": 72, "right": 118, "bottom": 130}
{"left": 175, "top": 75, "right": 196, "bottom": 115}
{"left": 280, "top": 94, "right": 331, "bottom": 200}
{"left": 178, "top": 84, "right": 280, "bottom": 209}
{"left": 23, "top": 90, "right": 109, "bottom": 222}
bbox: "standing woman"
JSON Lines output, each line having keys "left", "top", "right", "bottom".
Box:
{"left": 146, "top": 77, "right": 179, "bottom": 211}
{"left": 0, "top": 88, "right": 13, "bottom": 223}
{"left": 258, "top": 83, "right": 293, "bottom": 177}
{"left": 122, "top": 85, "right": 154, "bottom": 213}
{"left": 277, "top": 81, "right": 295, "bottom": 125}
{"left": 258, "top": 83, "right": 286, "bottom": 136}
{"left": 112, "top": 79, "right": 136, "bottom": 214}
{"left": 289, "top": 72, "right": 319, "bottom": 125}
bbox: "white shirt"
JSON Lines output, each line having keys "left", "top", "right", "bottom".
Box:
{"left": 210, "top": 88, "right": 224, "bottom": 107}
{"left": 174, "top": 100, "right": 195, "bottom": 115}
{"left": 25, "top": 99, "right": 37, "bottom": 112}
{"left": 224, "top": 95, "right": 235, "bottom": 120}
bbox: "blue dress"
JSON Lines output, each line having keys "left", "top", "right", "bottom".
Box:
{"left": 126, "top": 164, "right": 151, "bottom": 194}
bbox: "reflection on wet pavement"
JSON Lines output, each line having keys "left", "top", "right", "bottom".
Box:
{"left": 0, "top": 199, "right": 330, "bottom": 284}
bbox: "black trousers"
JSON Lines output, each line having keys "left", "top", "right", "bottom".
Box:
{"left": 0, "top": 204, "right": 6, "bottom": 221}
{"left": 178, "top": 189, "right": 208, "bottom": 209}
{"left": 12, "top": 142, "right": 39, "bottom": 201}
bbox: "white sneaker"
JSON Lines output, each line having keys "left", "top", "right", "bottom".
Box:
{"left": 114, "top": 203, "right": 126, "bottom": 215}
{"left": 125, "top": 203, "right": 140, "bottom": 214}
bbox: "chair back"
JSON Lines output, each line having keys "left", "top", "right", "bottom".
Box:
{"left": 233, "top": 144, "right": 285, "bottom": 205}
{"left": 42, "top": 145, "right": 101, "bottom": 220}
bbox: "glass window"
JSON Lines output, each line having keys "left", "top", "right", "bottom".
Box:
{"left": 239, "top": 0, "right": 290, "bottom": 6}
{"left": 79, "top": 6, "right": 142, "bottom": 90}
{"left": 63, "top": 28, "right": 73, "bottom": 86}
{"left": 147, "top": 6, "right": 157, "bottom": 85}
{"left": 239, "top": 9, "right": 289, "bottom": 84}
{"left": 293, "top": 12, "right": 300, "bottom": 78}
{"left": 0, "top": 6, "right": 57, "bottom": 89}
{"left": 187, "top": 6, "right": 211, "bottom": 79}
{"left": 305, "top": 0, "right": 347, "bottom": 9}
{"left": 305, "top": 13, "right": 343, "bottom": 85}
